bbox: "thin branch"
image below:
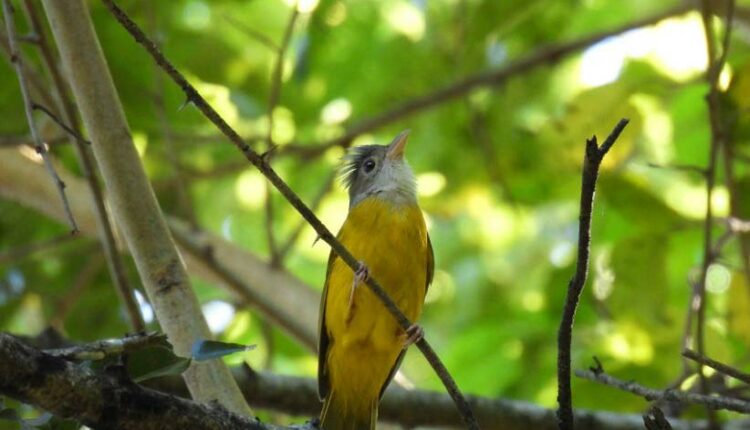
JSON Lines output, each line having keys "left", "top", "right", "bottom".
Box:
{"left": 31, "top": 103, "right": 91, "bottom": 145}
{"left": 646, "top": 162, "right": 707, "bottom": 176}
{"left": 278, "top": 4, "right": 691, "bottom": 159}
{"left": 0, "top": 232, "right": 80, "bottom": 265}
{"left": 276, "top": 171, "right": 336, "bottom": 263}
{"left": 683, "top": 348, "right": 750, "bottom": 386}
{"left": 223, "top": 13, "right": 280, "bottom": 53}
{"left": 146, "top": 2, "right": 198, "bottom": 228}
{"left": 50, "top": 254, "right": 104, "bottom": 330}
{"left": 46, "top": 332, "right": 166, "bottom": 360}
{"left": 2, "top": 0, "right": 78, "bottom": 235}
{"left": 694, "top": 0, "right": 735, "bottom": 426}
{"left": 576, "top": 368, "right": 750, "bottom": 414}
{"left": 22, "top": 0, "right": 145, "bottom": 333}
{"left": 264, "top": 4, "right": 299, "bottom": 266}
{"left": 0, "top": 133, "right": 66, "bottom": 147}
{"left": 99, "top": 1, "right": 478, "bottom": 427}
{"left": 557, "top": 119, "right": 629, "bottom": 430}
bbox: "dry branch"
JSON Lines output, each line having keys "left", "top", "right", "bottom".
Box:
{"left": 557, "top": 119, "right": 629, "bottom": 430}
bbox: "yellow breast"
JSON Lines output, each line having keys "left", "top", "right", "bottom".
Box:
{"left": 325, "top": 197, "right": 429, "bottom": 351}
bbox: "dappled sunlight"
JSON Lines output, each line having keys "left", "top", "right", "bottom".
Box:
{"left": 520, "top": 289, "right": 545, "bottom": 313}
{"left": 382, "top": 1, "right": 426, "bottom": 42}
{"left": 203, "top": 300, "right": 236, "bottom": 333}
{"left": 602, "top": 321, "right": 654, "bottom": 365}
{"left": 235, "top": 170, "right": 266, "bottom": 209}
{"left": 132, "top": 132, "right": 148, "bottom": 157}
{"left": 324, "top": 2, "right": 347, "bottom": 27}
{"left": 425, "top": 269, "right": 456, "bottom": 304}
{"left": 579, "top": 12, "right": 708, "bottom": 88}
{"left": 181, "top": 1, "right": 211, "bottom": 30}
{"left": 134, "top": 290, "right": 154, "bottom": 325}
{"left": 320, "top": 98, "right": 353, "bottom": 125}
{"left": 629, "top": 94, "right": 673, "bottom": 164}
{"left": 283, "top": 0, "right": 320, "bottom": 13}
{"left": 193, "top": 79, "right": 240, "bottom": 127}
{"left": 706, "top": 264, "right": 731, "bottom": 294}
{"left": 417, "top": 172, "right": 446, "bottom": 197}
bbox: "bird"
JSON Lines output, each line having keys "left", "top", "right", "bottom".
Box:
{"left": 318, "top": 130, "right": 434, "bottom": 430}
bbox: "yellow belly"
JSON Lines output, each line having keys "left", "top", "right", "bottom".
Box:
{"left": 324, "top": 197, "right": 429, "bottom": 402}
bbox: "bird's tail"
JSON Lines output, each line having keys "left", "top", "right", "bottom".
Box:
{"left": 319, "top": 390, "right": 376, "bottom": 430}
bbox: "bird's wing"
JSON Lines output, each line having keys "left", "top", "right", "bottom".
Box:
{"left": 317, "top": 246, "right": 337, "bottom": 401}
{"left": 426, "top": 233, "right": 434, "bottom": 295}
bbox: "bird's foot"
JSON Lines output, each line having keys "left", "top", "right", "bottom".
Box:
{"left": 401, "top": 324, "right": 424, "bottom": 348}
{"left": 348, "top": 261, "right": 369, "bottom": 311}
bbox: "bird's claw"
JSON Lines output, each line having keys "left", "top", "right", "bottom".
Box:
{"left": 348, "top": 261, "right": 369, "bottom": 311}
{"left": 401, "top": 324, "right": 424, "bottom": 348}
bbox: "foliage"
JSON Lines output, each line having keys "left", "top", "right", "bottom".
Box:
{"left": 2, "top": 0, "right": 750, "bottom": 426}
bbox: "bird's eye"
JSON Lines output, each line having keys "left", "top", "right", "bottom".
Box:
{"left": 363, "top": 159, "right": 376, "bottom": 173}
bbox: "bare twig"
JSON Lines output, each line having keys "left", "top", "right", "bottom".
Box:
{"left": 31, "top": 103, "right": 91, "bottom": 145}
{"left": 695, "top": 0, "right": 735, "bottom": 426}
{"left": 683, "top": 348, "right": 750, "bottom": 386}
{"left": 46, "top": 332, "right": 166, "bottom": 360}
{"left": 99, "top": 1, "right": 478, "bottom": 427}
{"left": 576, "top": 368, "right": 750, "bottom": 414}
{"left": 646, "top": 162, "right": 707, "bottom": 176}
{"left": 146, "top": 2, "right": 198, "bottom": 228}
{"left": 50, "top": 255, "right": 104, "bottom": 330}
{"left": 223, "top": 13, "right": 280, "bottom": 53}
{"left": 263, "top": 4, "right": 299, "bottom": 266}
{"left": 2, "top": 0, "right": 78, "bottom": 234}
{"left": 276, "top": 171, "right": 336, "bottom": 262}
{"left": 0, "top": 133, "right": 58, "bottom": 146}
{"left": 279, "top": 4, "right": 691, "bottom": 159}
{"left": 557, "top": 119, "right": 629, "bottom": 430}
{"left": 0, "top": 232, "right": 80, "bottom": 265}
{"left": 22, "top": 0, "right": 145, "bottom": 333}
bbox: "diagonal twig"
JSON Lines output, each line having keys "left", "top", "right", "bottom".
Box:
{"left": 557, "top": 119, "right": 629, "bottom": 430}
{"left": 263, "top": 3, "right": 299, "bottom": 267}
{"left": 2, "top": 0, "right": 78, "bottom": 235}
{"left": 683, "top": 348, "right": 750, "bottom": 386}
{"left": 98, "top": 1, "right": 479, "bottom": 427}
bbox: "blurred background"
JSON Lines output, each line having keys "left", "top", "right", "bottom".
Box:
{"left": 1, "top": 0, "right": 750, "bottom": 426}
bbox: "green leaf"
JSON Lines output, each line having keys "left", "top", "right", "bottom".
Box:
{"left": 126, "top": 343, "right": 191, "bottom": 383}
{"left": 190, "top": 339, "right": 256, "bottom": 362}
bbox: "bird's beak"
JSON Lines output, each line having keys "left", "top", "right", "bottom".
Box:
{"left": 386, "top": 129, "right": 410, "bottom": 160}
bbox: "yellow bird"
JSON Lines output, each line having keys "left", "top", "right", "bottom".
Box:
{"left": 318, "top": 130, "right": 434, "bottom": 430}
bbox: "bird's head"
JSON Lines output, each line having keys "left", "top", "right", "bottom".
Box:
{"left": 342, "top": 130, "right": 416, "bottom": 208}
